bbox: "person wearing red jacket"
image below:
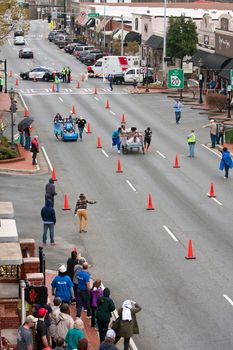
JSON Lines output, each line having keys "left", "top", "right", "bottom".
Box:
{"left": 31, "top": 135, "right": 39, "bottom": 165}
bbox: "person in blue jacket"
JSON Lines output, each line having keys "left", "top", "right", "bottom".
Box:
{"left": 219, "top": 147, "right": 233, "bottom": 179}
{"left": 41, "top": 199, "right": 56, "bottom": 245}
{"left": 112, "top": 128, "right": 121, "bottom": 154}
{"left": 51, "top": 265, "right": 74, "bottom": 304}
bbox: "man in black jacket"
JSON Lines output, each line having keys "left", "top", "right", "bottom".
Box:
{"left": 76, "top": 117, "right": 86, "bottom": 141}
{"left": 45, "top": 178, "right": 57, "bottom": 207}
{"left": 41, "top": 200, "right": 56, "bottom": 245}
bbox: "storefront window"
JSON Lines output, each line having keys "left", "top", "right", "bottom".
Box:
{"left": 221, "top": 18, "right": 229, "bottom": 31}
{"left": 135, "top": 18, "right": 138, "bottom": 31}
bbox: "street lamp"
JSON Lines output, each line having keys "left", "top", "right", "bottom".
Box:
{"left": 198, "top": 58, "right": 204, "bottom": 104}
{"left": 9, "top": 87, "right": 16, "bottom": 148}
{"left": 0, "top": 59, "right": 7, "bottom": 93}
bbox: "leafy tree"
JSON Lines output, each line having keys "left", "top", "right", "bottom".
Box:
{"left": 0, "top": 0, "right": 29, "bottom": 46}
{"left": 166, "top": 15, "right": 198, "bottom": 69}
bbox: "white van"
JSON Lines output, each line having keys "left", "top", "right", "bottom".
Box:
{"left": 87, "top": 56, "right": 139, "bottom": 77}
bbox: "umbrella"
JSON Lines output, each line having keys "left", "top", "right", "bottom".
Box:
{"left": 18, "top": 117, "right": 34, "bottom": 131}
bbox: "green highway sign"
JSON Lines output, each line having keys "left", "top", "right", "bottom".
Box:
{"left": 230, "top": 70, "right": 233, "bottom": 89}
{"left": 88, "top": 13, "right": 100, "bottom": 18}
{"left": 168, "top": 69, "right": 184, "bottom": 89}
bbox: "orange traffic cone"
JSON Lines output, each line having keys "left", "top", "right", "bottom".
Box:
{"left": 94, "top": 87, "right": 97, "bottom": 95}
{"left": 73, "top": 245, "right": 77, "bottom": 252}
{"left": 97, "top": 136, "right": 102, "bottom": 148}
{"left": 62, "top": 194, "right": 70, "bottom": 210}
{"left": 81, "top": 74, "right": 84, "bottom": 82}
{"left": 86, "top": 122, "right": 91, "bottom": 134}
{"left": 51, "top": 83, "right": 55, "bottom": 93}
{"left": 51, "top": 167, "right": 57, "bottom": 181}
{"left": 33, "top": 74, "right": 36, "bottom": 82}
{"left": 9, "top": 70, "right": 12, "bottom": 77}
{"left": 116, "top": 159, "right": 123, "bottom": 173}
{"left": 105, "top": 99, "right": 110, "bottom": 109}
{"left": 173, "top": 154, "right": 180, "bottom": 168}
{"left": 121, "top": 114, "right": 125, "bottom": 124}
{"left": 71, "top": 105, "right": 76, "bottom": 114}
{"left": 24, "top": 108, "right": 29, "bottom": 117}
{"left": 208, "top": 182, "right": 216, "bottom": 198}
{"left": 185, "top": 240, "right": 196, "bottom": 259}
{"left": 76, "top": 81, "right": 80, "bottom": 89}
{"left": 15, "top": 79, "right": 19, "bottom": 86}
{"left": 146, "top": 194, "right": 154, "bottom": 210}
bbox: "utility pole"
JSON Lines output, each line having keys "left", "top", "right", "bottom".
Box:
{"left": 162, "top": 0, "right": 167, "bottom": 84}
{"left": 103, "top": 0, "right": 106, "bottom": 51}
{"left": 63, "top": 0, "right": 66, "bottom": 28}
{"left": 121, "top": 14, "right": 124, "bottom": 56}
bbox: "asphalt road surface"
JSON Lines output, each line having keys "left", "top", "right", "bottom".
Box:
{"left": 1, "top": 20, "right": 233, "bottom": 350}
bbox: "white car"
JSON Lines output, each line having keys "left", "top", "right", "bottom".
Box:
{"left": 14, "top": 36, "right": 25, "bottom": 45}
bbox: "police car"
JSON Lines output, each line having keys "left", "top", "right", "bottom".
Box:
{"left": 20, "top": 66, "right": 60, "bottom": 81}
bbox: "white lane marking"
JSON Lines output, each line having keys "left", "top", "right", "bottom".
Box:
{"left": 94, "top": 96, "right": 99, "bottom": 101}
{"left": 68, "top": 88, "right": 72, "bottom": 92}
{"left": 45, "top": 89, "right": 50, "bottom": 92}
{"left": 59, "top": 97, "right": 63, "bottom": 102}
{"left": 8, "top": 39, "right": 12, "bottom": 46}
{"left": 84, "top": 88, "right": 88, "bottom": 92}
{"left": 84, "top": 127, "right": 87, "bottom": 132}
{"left": 87, "top": 88, "right": 92, "bottom": 92}
{"left": 223, "top": 294, "right": 233, "bottom": 306}
{"left": 18, "top": 92, "right": 27, "bottom": 109}
{"left": 102, "top": 89, "right": 106, "bottom": 92}
{"left": 126, "top": 180, "right": 136, "bottom": 192}
{"left": 15, "top": 73, "right": 19, "bottom": 77}
{"left": 211, "top": 197, "right": 223, "bottom": 206}
{"left": 201, "top": 144, "right": 221, "bottom": 158}
{"left": 156, "top": 150, "right": 166, "bottom": 158}
{"left": 41, "top": 146, "right": 53, "bottom": 172}
{"left": 25, "top": 39, "right": 29, "bottom": 45}
{"left": 102, "top": 149, "right": 109, "bottom": 158}
{"left": 163, "top": 225, "right": 179, "bottom": 242}
{"left": 110, "top": 110, "right": 116, "bottom": 115}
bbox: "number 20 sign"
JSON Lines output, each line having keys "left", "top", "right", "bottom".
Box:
{"left": 168, "top": 69, "right": 184, "bottom": 89}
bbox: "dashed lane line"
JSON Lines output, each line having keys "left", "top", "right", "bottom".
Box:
{"left": 209, "top": 196, "right": 223, "bottom": 206}
{"left": 94, "top": 96, "right": 99, "bottom": 101}
{"left": 59, "top": 97, "right": 63, "bottom": 102}
{"left": 101, "top": 150, "right": 109, "bottom": 158}
{"left": 110, "top": 110, "right": 116, "bottom": 115}
{"left": 126, "top": 180, "right": 137, "bottom": 192}
{"left": 156, "top": 150, "right": 166, "bottom": 158}
{"left": 223, "top": 294, "right": 233, "bottom": 306}
{"left": 163, "top": 225, "right": 179, "bottom": 242}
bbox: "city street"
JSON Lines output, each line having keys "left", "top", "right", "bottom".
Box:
{"left": 1, "top": 20, "right": 233, "bottom": 350}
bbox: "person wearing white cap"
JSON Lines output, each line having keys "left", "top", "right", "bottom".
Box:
{"left": 17, "top": 315, "right": 38, "bottom": 350}
{"left": 51, "top": 265, "right": 74, "bottom": 304}
{"left": 99, "top": 329, "right": 118, "bottom": 350}
{"left": 202, "top": 119, "right": 217, "bottom": 148}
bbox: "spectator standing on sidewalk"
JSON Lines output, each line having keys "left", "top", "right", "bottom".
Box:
{"left": 90, "top": 279, "right": 103, "bottom": 328}
{"left": 187, "top": 130, "right": 196, "bottom": 158}
{"left": 45, "top": 178, "right": 57, "bottom": 207}
{"left": 217, "top": 122, "right": 225, "bottom": 146}
{"left": 35, "top": 308, "right": 50, "bottom": 350}
{"left": 51, "top": 265, "right": 74, "bottom": 304}
{"left": 49, "top": 304, "right": 74, "bottom": 340}
{"left": 173, "top": 99, "right": 182, "bottom": 124}
{"left": 73, "top": 257, "right": 87, "bottom": 306}
{"left": 16, "top": 315, "right": 38, "bottom": 350}
{"left": 100, "top": 330, "right": 118, "bottom": 350}
{"left": 74, "top": 193, "right": 97, "bottom": 233}
{"left": 96, "top": 288, "right": 115, "bottom": 343}
{"left": 24, "top": 126, "right": 31, "bottom": 150}
{"left": 30, "top": 135, "right": 39, "bottom": 165}
{"left": 219, "top": 147, "right": 233, "bottom": 179}
{"left": 76, "top": 262, "right": 91, "bottom": 318}
{"left": 53, "top": 337, "right": 67, "bottom": 350}
{"left": 65, "top": 318, "right": 85, "bottom": 349}
{"left": 114, "top": 300, "right": 141, "bottom": 350}
{"left": 0, "top": 76, "right": 4, "bottom": 92}
{"left": 203, "top": 119, "right": 217, "bottom": 148}
{"left": 66, "top": 250, "right": 80, "bottom": 281}
{"left": 41, "top": 199, "right": 56, "bottom": 245}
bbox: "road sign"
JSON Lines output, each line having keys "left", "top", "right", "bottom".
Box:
{"left": 231, "top": 70, "right": 233, "bottom": 89}
{"left": 88, "top": 13, "right": 100, "bottom": 18}
{"left": 168, "top": 69, "right": 184, "bottom": 89}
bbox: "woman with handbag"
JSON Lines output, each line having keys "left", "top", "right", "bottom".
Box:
{"left": 114, "top": 300, "right": 141, "bottom": 350}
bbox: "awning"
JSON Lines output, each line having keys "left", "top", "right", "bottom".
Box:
{"left": 86, "top": 18, "right": 95, "bottom": 28}
{"left": 125, "top": 31, "right": 141, "bottom": 43}
{"left": 203, "top": 53, "right": 231, "bottom": 70}
{"left": 219, "top": 59, "right": 233, "bottom": 81}
{"left": 95, "top": 17, "right": 112, "bottom": 34}
{"left": 80, "top": 15, "right": 91, "bottom": 27}
{"left": 145, "top": 35, "right": 163, "bottom": 49}
{"left": 190, "top": 50, "right": 210, "bottom": 66}
{"left": 75, "top": 12, "right": 87, "bottom": 25}
{"left": 113, "top": 29, "right": 129, "bottom": 41}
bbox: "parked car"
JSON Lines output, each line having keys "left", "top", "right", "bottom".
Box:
{"left": 54, "top": 34, "right": 66, "bottom": 45}
{"left": 83, "top": 52, "right": 104, "bottom": 65}
{"left": 48, "top": 30, "right": 68, "bottom": 42}
{"left": 20, "top": 66, "right": 60, "bottom": 81}
{"left": 79, "top": 49, "right": 102, "bottom": 63}
{"left": 19, "top": 47, "right": 34, "bottom": 59}
{"left": 64, "top": 43, "right": 78, "bottom": 54}
{"left": 73, "top": 45, "right": 95, "bottom": 59}
{"left": 14, "top": 36, "right": 25, "bottom": 45}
